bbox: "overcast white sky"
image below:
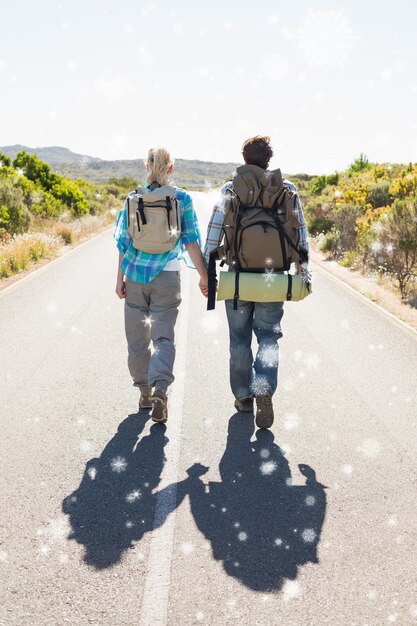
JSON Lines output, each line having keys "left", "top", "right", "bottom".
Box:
{"left": 1, "top": 0, "right": 417, "bottom": 173}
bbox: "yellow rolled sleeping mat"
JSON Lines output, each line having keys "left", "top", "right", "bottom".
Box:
{"left": 216, "top": 271, "right": 312, "bottom": 302}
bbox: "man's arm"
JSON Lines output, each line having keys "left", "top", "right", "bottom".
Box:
{"left": 203, "top": 184, "right": 229, "bottom": 264}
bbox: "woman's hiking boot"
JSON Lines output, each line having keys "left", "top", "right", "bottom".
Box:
{"left": 234, "top": 397, "right": 254, "bottom": 413}
{"left": 150, "top": 390, "right": 168, "bottom": 423}
{"left": 139, "top": 386, "right": 153, "bottom": 410}
{"left": 255, "top": 396, "right": 274, "bottom": 429}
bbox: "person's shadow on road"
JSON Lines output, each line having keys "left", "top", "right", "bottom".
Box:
{"left": 63, "top": 410, "right": 179, "bottom": 569}
{"left": 185, "top": 412, "right": 327, "bottom": 592}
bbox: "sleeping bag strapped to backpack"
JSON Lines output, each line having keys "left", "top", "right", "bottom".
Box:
{"left": 127, "top": 184, "right": 181, "bottom": 254}
{"left": 207, "top": 165, "right": 309, "bottom": 310}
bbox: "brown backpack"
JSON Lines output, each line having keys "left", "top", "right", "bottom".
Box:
{"left": 207, "top": 165, "right": 307, "bottom": 310}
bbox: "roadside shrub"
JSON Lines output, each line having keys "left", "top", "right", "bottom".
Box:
{"left": 0, "top": 233, "right": 60, "bottom": 277}
{"left": 326, "top": 172, "right": 340, "bottom": 186}
{"left": 320, "top": 226, "right": 340, "bottom": 256}
{"left": 305, "top": 198, "right": 334, "bottom": 235}
{"left": 348, "top": 153, "right": 372, "bottom": 174}
{"left": 367, "top": 181, "right": 391, "bottom": 208}
{"left": 332, "top": 203, "right": 362, "bottom": 252}
{"left": 0, "top": 179, "right": 31, "bottom": 235}
{"left": 54, "top": 224, "right": 73, "bottom": 244}
{"left": 0, "top": 153, "right": 11, "bottom": 167}
{"left": 368, "top": 197, "right": 417, "bottom": 298}
{"left": 310, "top": 175, "right": 327, "bottom": 196}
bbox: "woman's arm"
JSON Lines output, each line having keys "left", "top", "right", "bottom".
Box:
{"left": 185, "top": 241, "right": 208, "bottom": 297}
{"left": 115, "top": 252, "right": 126, "bottom": 299}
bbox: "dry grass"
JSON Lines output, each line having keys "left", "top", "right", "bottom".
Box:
{"left": 0, "top": 210, "right": 116, "bottom": 279}
{"left": 0, "top": 233, "right": 61, "bottom": 278}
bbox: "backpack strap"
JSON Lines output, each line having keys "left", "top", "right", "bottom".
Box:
{"left": 137, "top": 196, "right": 147, "bottom": 226}
{"left": 233, "top": 271, "right": 240, "bottom": 310}
{"left": 165, "top": 195, "right": 172, "bottom": 230}
{"left": 286, "top": 274, "right": 293, "bottom": 301}
{"left": 207, "top": 252, "right": 218, "bottom": 311}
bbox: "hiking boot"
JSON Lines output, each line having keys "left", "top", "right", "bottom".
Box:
{"left": 139, "top": 393, "right": 153, "bottom": 410}
{"left": 255, "top": 396, "right": 274, "bottom": 429}
{"left": 234, "top": 397, "right": 254, "bottom": 413}
{"left": 150, "top": 390, "right": 168, "bottom": 424}
{"left": 139, "top": 385, "right": 153, "bottom": 410}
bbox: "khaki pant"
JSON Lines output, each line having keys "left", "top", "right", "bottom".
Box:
{"left": 124, "top": 271, "right": 181, "bottom": 389}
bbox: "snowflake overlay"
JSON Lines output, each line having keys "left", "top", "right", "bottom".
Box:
{"left": 285, "top": 8, "right": 358, "bottom": 67}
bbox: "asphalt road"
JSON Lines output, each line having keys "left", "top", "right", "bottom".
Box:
{"left": 1, "top": 192, "right": 417, "bottom": 626}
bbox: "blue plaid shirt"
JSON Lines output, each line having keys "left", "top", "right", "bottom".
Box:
{"left": 114, "top": 185, "right": 201, "bottom": 284}
{"left": 203, "top": 178, "right": 310, "bottom": 267}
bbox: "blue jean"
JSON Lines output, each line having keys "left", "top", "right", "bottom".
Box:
{"left": 225, "top": 299, "right": 284, "bottom": 399}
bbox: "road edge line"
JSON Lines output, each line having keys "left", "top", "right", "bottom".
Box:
{"left": 0, "top": 226, "right": 113, "bottom": 298}
{"left": 312, "top": 261, "right": 417, "bottom": 338}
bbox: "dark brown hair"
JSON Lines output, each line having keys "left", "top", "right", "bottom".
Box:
{"left": 242, "top": 135, "right": 273, "bottom": 169}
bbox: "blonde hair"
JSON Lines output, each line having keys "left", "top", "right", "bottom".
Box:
{"left": 146, "top": 147, "right": 175, "bottom": 186}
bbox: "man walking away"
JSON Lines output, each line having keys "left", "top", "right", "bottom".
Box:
{"left": 204, "top": 136, "right": 310, "bottom": 429}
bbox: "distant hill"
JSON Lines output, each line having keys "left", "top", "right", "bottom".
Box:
{"left": 0, "top": 145, "right": 239, "bottom": 190}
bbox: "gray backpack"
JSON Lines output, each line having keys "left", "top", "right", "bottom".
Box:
{"left": 127, "top": 185, "right": 181, "bottom": 254}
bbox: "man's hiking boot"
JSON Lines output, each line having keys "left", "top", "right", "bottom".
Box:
{"left": 234, "top": 397, "right": 254, "bottom": 413}
{"left": 255, "top": 396, "right": 274, "bottom": 429}
{"left": 150, "top": 390, "right": 168, "bottom": 424}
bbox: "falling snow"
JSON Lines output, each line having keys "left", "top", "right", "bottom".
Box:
{"left": 285, "top": 8, "right": 357, "bottom": 67}
{"left": 260, "top": 461, "right": 277, "bottom": 475}
{"left": 110, "top": 456, "right": 127, "bottom": 473}
{"left": 263, "top": 268, "right": 276, "bottom": 283}
{"left": 251, "top": 376, "right": 270, "bottom": 397}
{"left": 126, "top": 490, "right": 142, "bottom": 503}
{"left": 356, "top": 438, "right": 381, "bottom": 459}
{"left": 284, "top": 413, "right": 300, "bottom": 431}
{"left": 258, "top": 345, "right": 279, "bottom": 368}
{"left": 181, "top": 542, "right": 194, "bottom": 555}
{"left": 282, "top": 579, "right": 300, "bottom": 601}
{"left": 301, "top": 528, "right": 316, "bottom": 543}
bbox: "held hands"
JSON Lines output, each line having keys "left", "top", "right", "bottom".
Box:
{"left": 199, "top": 274, "right": 209, "bottom": 298}
{"left": 115, "top": 276, "right": 126, "bottom": 299}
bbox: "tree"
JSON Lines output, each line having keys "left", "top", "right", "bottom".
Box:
{"left": 0, "top": 179, "right": 31, "bottom": 235}
{"left": 348, "top": 153, "right": 372, "bottom": 174}
{"left": 374, "top": 198, "right": 417, "bottom": 298}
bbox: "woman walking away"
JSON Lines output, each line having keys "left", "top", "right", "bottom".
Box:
{"left": 114, "top": 147, "right": 208, "bottom": 423}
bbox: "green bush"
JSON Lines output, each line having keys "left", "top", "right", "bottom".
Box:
{"left": 0, "top": 153, "right": 11, "bottom": 167}
{"left": 308, "top": 215, "right": 334, "bottom": 235}
{"left": 50, "top": 179, "right": 88, "bottom": 216}
{"left": 371, "top": 198, "right": 417, "bottom": 297}
{"left": 348, "top": 153, "right": 372, "bottom": 174}
{"left": 326, "top": 172, "right": 340, "bottom": 186}
{"left": 310, "top": 175, "right": 327, "bottom": 196}
{"left": 320, "top": 226, "right": 340, "bottom": 256}
{"left": 0, "top": 179, "right": 31, "bottom": 235}
{"left": 367, "top": 181, "right": 391, "bottom": 208}
{"left": 13, "top": 151, "right": 88, "bottom": 217}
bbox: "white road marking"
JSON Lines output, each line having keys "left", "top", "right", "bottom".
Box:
{"left": 312, "top": 261, "right": 417, "bottom": 339}
{"left": 139, "top": 268, "right": 190, "bottom": 626}
{"left": 0, "top": 227, "right": 112, "bottom": 298}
